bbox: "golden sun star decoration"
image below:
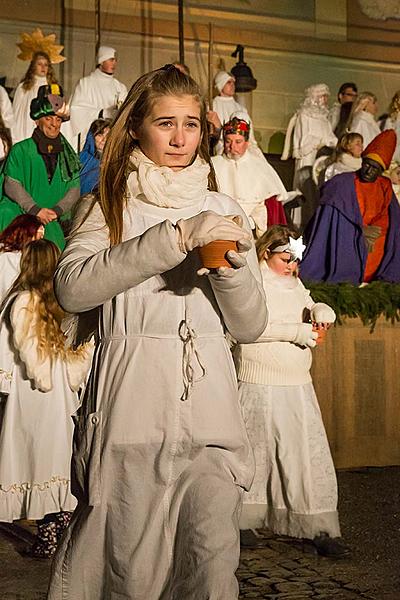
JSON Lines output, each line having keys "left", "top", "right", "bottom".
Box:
{"left": 17, "top": 28, "right": 66, "bottom": 64}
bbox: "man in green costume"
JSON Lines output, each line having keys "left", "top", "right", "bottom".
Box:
{"left": 0, "top": 84, "right": 81, "bottom": 249}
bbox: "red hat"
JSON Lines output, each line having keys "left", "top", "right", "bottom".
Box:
{"left": 222, "top": 117, "right": 250, "bottom": 141}
{"left": 362, "top": 129, "right": 397, "bottom": 170}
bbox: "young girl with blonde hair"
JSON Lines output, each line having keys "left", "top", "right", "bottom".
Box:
{"left": 348, "top": 91, "right": 380, "bottom": 147}
{"left": 13, "top": 51, "right": 59, "bottom": 142}
{"left": 47, "top": 64, "right": 266, "bottom": 599}
{"left": 0, "top": 239, "right": 92, "bottom": 557}
{"left": 235, "top": 225, "right": 350, "bottom": 557}
{"left": 323, "top": 132, "right": 363, "bottom": 183}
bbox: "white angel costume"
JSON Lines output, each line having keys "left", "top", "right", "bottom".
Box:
{"left": 0, "top": 291, "right": 93, "bottom": 522}
{"left": 234, "top": 261, "right": 340, "bottom": 539}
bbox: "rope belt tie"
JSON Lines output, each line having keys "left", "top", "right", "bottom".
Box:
{"left": 178, "top": 318, "right": 206, "bottom": 401}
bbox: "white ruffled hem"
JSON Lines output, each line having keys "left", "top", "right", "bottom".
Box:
{"left": 0, "top": 477, "right": 77, "bottom": 522}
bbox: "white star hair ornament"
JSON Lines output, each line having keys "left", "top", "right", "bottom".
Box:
{"left": 272, "top": 236, "right": 306, "bottom": 262}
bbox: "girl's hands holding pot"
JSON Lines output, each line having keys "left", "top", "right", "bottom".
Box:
{"left": 175, "top": 210, "right": 250, "bottom": 253}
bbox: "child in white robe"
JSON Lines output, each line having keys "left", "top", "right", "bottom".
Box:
{"left": 235, "top": 225, "right": 350, "bottom": 558}
{"left": 0, "top": 240, "right": 92, "bottom": 557}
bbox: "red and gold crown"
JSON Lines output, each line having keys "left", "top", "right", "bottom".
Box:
{"left": 222, "top": 117, "right": 250, "bottom": 141}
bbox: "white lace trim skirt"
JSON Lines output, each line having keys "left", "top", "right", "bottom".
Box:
{"left": 238, "top": 381, "right": 340, "bottom": 539}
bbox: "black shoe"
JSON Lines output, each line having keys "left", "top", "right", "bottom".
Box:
{"left": 313, "top": 532, "right": 351, "bottom": 558}
{"left": 240, "top": 529, "right": 267, "bottom": 548}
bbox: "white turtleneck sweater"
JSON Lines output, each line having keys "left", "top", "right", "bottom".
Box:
{"left": 234, "top": 263, "right": 317, "bottom": 386}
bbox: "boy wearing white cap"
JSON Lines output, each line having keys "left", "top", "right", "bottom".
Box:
{"left": 212, "top": 71, "right": 257, "bottom": 154}
{"left": 68, "top": 46, "right": 127, "bottom": 151}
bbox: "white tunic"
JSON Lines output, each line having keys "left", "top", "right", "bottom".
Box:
{"left": 212, "top": 149, "right": 288, "bottom": 232}
{"left": 68, "top": 69, "right": 127, "bottom": 150}
{"left": 12, "top": 75, "right": 48, "bottom": 143}
{"left": 47, "top": 178, "right": 267, "bottom": 598}
{"left": 0, "top": 292, "right": 92, "bottom": 522}
{"left": 350, "top": 111, "right": 380, "bottom": 148}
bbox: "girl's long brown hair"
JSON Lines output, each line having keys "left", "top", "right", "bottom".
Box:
{"left": 99, "top": 64, "right": 217, "bottom": 246}
{"left": 6, "top": 240, "right": 82, "bottom": 360}
{"left": 21, "top": 52, "right": 58, "bottom": 91}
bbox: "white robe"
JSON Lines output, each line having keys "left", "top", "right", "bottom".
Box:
{"left": 12, "top": 75, "right": 48, "bottom": 143}
{"left": 212, "top": 95, "right": 258, "bottom": 154}
{"left": 0, "top": 86, "right": 14, "bottom": 141}
{"left": 67, "top": 69, "right": 127, "bottom": 150}
{"left": 0, "top": 292, "right": 92, "bottom": 522}
{"left": 350, "top": 111, "right": 380, "bottom": 148}
{"left": 47, "top": 185, "right": 267, "bottom": 599}
{"left": 384, "top": 115, "right": 400, "bottom": 163}
{"left": 212, "top": 149, "right": 288, "bottom": 233}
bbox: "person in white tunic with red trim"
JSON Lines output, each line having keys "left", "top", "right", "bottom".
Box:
{"left": 47, "top": 65, "right": 267, "bottom": 600}
{"left": 67, "top": 46, "right": 127, "bottom": 151}
{"left": 234, "top": 225, "right": 350, "bottom": 558}
{"left": 212, "top": 115, "right": 299, "bottom": 237}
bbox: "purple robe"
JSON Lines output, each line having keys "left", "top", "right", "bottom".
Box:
{"left": 300, "top": 172, "right": 400, "bottom": 284}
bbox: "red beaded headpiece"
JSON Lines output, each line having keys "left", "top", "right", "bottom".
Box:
{"left": 222, "top": 117, "right": 250, "bottom": 141}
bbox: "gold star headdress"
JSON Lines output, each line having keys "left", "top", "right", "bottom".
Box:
{"left": 17, "top": 28, "right": 66, "bottom": 64}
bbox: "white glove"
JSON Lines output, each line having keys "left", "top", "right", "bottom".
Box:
{"left": 249, "top": 202, "right": 267, "bottom": 237}
{"left": 310, "top": 303, "right": 336, "bottom": 324}
{"left": 294, "top": 323, "right": 318, "bottom": 348}
{"left": 175, "top": 211, "right": 251, "bottom": 253}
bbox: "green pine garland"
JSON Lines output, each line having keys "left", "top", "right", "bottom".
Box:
{"left": 305, "top": 281, "right": 400, "bottom": 331}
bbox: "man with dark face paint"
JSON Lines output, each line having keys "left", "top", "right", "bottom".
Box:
{"left": 300, "top": 130, "right": 400, "bottom": 284}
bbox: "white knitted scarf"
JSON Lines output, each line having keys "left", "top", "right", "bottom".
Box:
{"left": 127, "top": 147, "right": 210, "bottom": 208}
{"left": 340, "top": 153, "right": 362, "bottom": 170}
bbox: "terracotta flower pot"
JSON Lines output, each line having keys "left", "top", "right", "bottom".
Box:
{"left": 198, "top": 240, "right": 238, "bottom": 269}
{"left": 312, "top": 324, "right": 327, "bottom": 345}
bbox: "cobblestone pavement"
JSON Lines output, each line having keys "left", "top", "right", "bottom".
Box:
{"left": 0, "top": 469, "right": 399, "bottom": 600}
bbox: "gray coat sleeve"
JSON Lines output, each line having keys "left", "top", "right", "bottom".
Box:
{"left": 53, "top": 187, "right": 81, "bottom": 217}
{"left": 208, "top": 244, "right": 268, "bottom": 344}
{"left": 4, "top": 176, "right": 40, "bottom": 214}
{"left": 55, "top": 198, "right": 187, "bottom": 313}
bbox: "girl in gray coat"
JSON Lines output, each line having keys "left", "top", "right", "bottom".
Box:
{"left": 47, "top": 65, "right": 267, "bottom": 599}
